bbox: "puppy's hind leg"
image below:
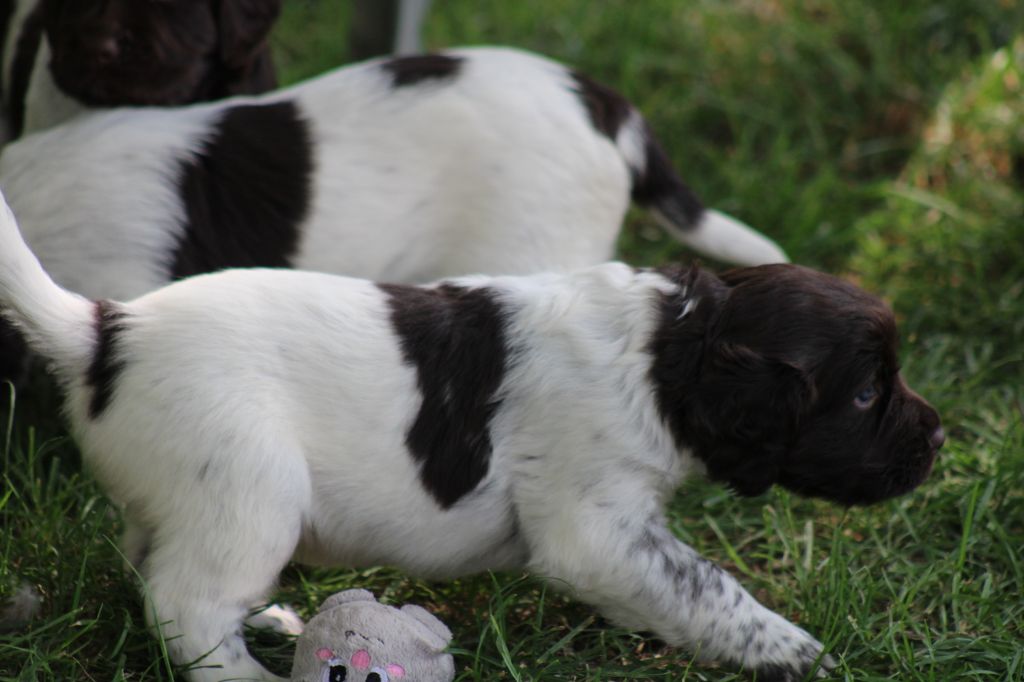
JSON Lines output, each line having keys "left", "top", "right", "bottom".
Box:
{"left": 528, "top": 508, "right": 834, "bottom": 681}
{"left": 138, "top": 441, "right": 310, "bottom": 682}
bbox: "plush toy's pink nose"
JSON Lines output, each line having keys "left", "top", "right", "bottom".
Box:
{"left": 351, "top": 649, "right": 371, "bottom": 669}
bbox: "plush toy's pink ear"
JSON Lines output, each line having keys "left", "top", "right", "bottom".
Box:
{"left": 316, "top": 648, "right": 334, "bottom": 661}
{"left": 350, "top": 650, "right": 371, "bottom": 670}
{"left": 385, "top": 664, "right": 406, "bottom": 678}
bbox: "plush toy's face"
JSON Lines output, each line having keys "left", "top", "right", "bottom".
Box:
{"left": 291, "top": 590, "right": 453, "bottom": 682}
{"left": 316, "top": 644, "right": 406, "bottom": 681}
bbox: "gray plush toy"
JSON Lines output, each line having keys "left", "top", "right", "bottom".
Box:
{"left": 291, "top": 589, "right": 455, "bottom": 682}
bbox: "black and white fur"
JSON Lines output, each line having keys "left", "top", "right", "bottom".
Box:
{"left": 0, "top": 188, "right": 943, "bottom": 681}
{"left": 0, "top": 46, "right": 785, "bottom": 305}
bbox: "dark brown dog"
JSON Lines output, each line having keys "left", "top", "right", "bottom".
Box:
{"left": 0, "top": 0, "right": 281, "bottom": 136}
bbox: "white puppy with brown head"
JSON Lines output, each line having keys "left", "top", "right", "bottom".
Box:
{"left": 0, "top": 194, "right": 943, "bottom": 681}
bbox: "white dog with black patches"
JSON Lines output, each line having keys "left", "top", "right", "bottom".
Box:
{"left": 0, "top": 191, "right": 944, "bottom": 681}
{"left": 0, "top": 47, "right": 784, "bottom": 300}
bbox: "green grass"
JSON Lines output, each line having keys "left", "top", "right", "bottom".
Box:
{"left": 3, "top": 0, "right": 1024, "bottom": 679}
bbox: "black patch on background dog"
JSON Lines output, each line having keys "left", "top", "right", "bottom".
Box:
{"left": 171, "top": 101, "right": 313, "bottom": 279}
{"left": 570, "top": 71, "right": 704, "bottom": 230}
{"left": 6, "top": 5, "right": 42, "bottom": 138}
{"left": 382, "top": 54, "right": 463, "bottom": 87}
{"left": 630, "top": 128, "right": 705, "bottom": 230}
{"left": 571, "top": 71, "right": 631, "bottom": 140}
{"left": 86, "top": 300, "right": 129, "bottom": 419}
{"left": 379, "top": 283, "right": 511, "bottom": 509}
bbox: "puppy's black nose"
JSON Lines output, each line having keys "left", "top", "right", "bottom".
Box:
{"left": 929, "top": 426, "right": 945, "bottom": 450}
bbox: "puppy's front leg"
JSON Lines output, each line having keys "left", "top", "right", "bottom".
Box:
{"left": 529, "top": 511, "right": 834, "bottom": 681}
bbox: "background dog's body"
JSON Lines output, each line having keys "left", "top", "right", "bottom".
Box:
{"left": 0, "top": 0, "right": 280, "bottom": 139}
{"left": 0, "top": 47, "right": 785, "bottom": 303}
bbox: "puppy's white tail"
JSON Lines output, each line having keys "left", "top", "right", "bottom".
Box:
{"left": 616, "top": 111, "right": 788, "bottom": 266}
{"left": 0, "top": 193, "right": 94, "bottom": 376}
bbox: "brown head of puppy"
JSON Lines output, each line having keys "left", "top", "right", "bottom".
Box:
{"left": 650, "top": 264, "right": 943, "bottom": 506}
{"left": 41, "top": 0, "right": 281, "bottom": 107}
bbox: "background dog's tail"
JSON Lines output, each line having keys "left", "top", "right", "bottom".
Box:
{"left": 0, "top": 193, "right": 94, "bottom": 377}
{"left": 616, "top": 112, "right": 789, "bottom": 266}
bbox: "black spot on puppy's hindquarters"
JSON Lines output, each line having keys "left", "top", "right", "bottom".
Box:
{"left": 381, "top": 54, "right": 463, "bottom": 87}
{"left": 86, "top": 300, "right": 129, "bottom": 419}
{"left": 0, "top": 317, "right": 30, "bottom": 387}
{"left": 171, "top": 101, "right": 313, "bottom": 279}
{"left": 379, "top": 283, "right": 511, "bottom": 509}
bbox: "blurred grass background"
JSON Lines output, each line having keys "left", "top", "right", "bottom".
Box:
{"left": 2, "top": 0, "right": 1023, "bottom": 679}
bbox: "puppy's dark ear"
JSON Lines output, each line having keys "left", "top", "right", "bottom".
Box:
{"left": 695, "top": 342, "right": 813, "bottom": 496}
{"left": 217, "top": 0, "right": 281, "bottom": 70}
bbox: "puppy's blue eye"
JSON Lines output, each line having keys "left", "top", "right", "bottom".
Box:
{"left": 854, "top": 385, "right": 878, "bottom": 408}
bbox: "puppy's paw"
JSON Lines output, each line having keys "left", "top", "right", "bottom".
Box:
{"left": 245, "top": 603, "right": 305, "bottom": 636}
{"left": 744, "top": 615, "right": 835, "bottom": 681}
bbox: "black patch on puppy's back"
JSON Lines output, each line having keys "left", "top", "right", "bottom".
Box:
{"left": 382, "top": 54, "right": 463, "bottom": 87}
{"left": 86, "top": 300, "right": 129, "bottom": 419}
{"left": 379, "top": 283, "right": 510, "bottom": 509}
{"left": 171, "top": 101, "right": 313, "bottom": 279}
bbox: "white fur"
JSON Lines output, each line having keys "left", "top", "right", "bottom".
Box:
{"left": 1, "top": 46, "right": 785, "bottom": 304}
{"left": 0, "top": 193, "right": 829, "bottom": 681}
